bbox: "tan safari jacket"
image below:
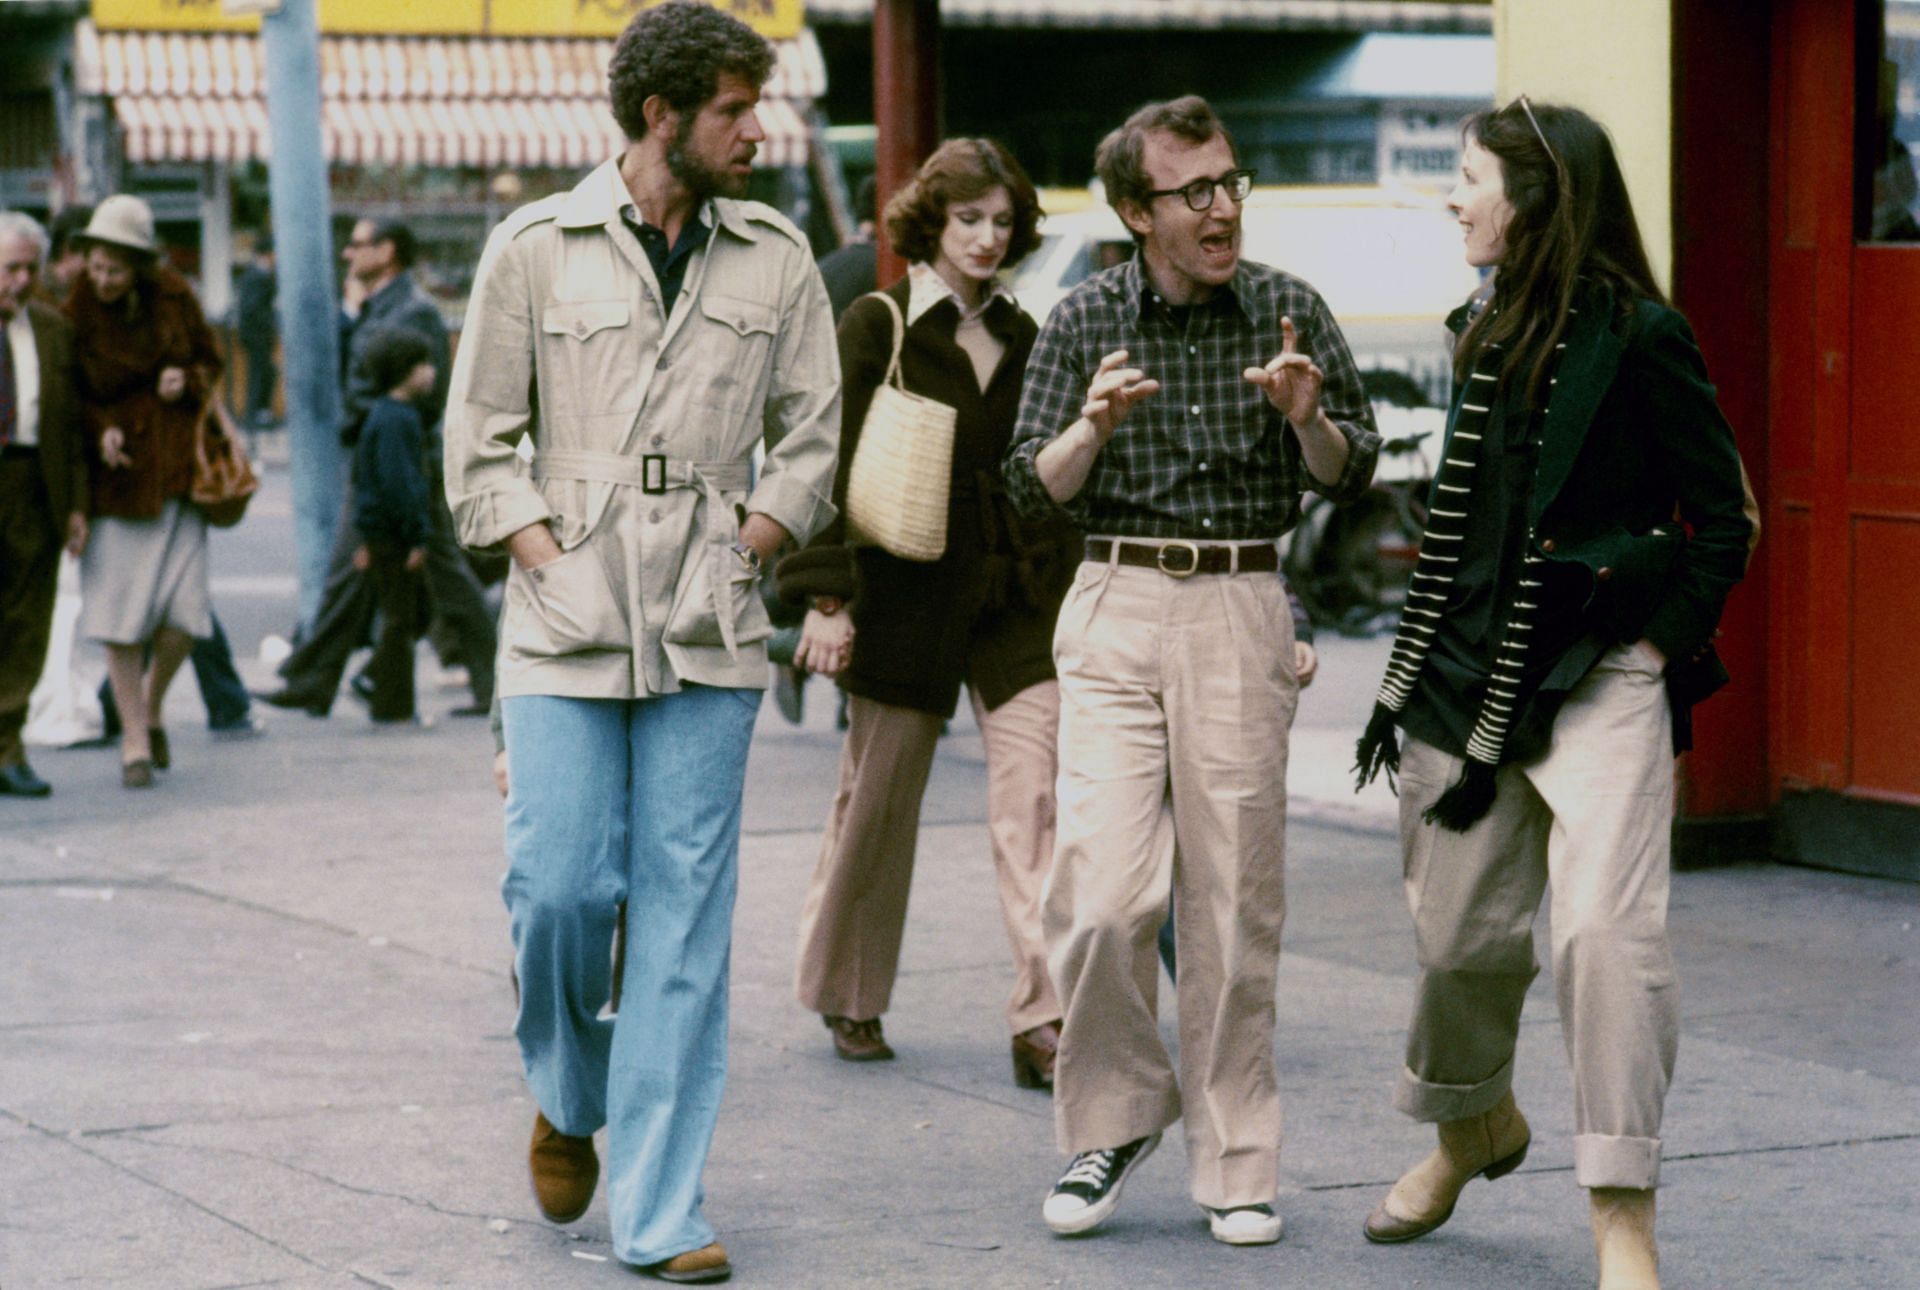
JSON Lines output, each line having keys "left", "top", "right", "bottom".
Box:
{"left": 444, "top": 159, "right": 840, "bottom": 699}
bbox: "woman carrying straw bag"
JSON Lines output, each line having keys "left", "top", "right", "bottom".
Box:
{"left": 776, "top": 139, "right": 1081, "bottom": 1087}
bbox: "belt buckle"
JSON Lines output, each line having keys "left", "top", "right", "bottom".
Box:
{"left": 641, "top": 454, "right": 667, "bottom": 494}
{"left": 1156, "top": 540, "right": 1201, "bottom": 579}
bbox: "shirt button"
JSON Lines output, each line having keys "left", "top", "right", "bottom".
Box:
{"left": 1189, "top": 346, "right": 1197, "bottom": 355}
{"left": 1190, "top": 405, "right": 1201, "bottom": 416}
{"left": 1198, "top": 461, "right": 1209, "bottom": 472}
{"left": 1201, "top": 517, "right": 1213, "bottom": 528}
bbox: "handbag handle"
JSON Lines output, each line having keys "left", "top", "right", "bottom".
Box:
{"left": 864, "top": 290, "right": 909, "bottom": 392}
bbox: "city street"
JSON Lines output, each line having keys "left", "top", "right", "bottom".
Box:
{"left": 2, "top": 464, "right": 1916, "bottom": 1289}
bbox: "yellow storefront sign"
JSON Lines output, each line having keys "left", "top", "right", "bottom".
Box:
{"left": 91, "top": 0, "right": 801, "bottom": 38}
{"left": 493, "top": 0, "right": 802, "bottom": 40}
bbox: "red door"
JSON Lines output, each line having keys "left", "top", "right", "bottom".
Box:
{"left": 1769, "top": 0, "right": 1920, "bottom": 813}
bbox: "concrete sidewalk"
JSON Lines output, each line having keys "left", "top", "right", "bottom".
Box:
{"left": 2, "top": 644, "right": 1916, "bottom": 1289}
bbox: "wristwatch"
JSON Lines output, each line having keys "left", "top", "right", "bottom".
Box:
{"left": 729, "top": 540, "right": 761, "bottom": 573}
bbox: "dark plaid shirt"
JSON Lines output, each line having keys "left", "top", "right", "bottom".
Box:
{"left": 1005, "top": 254, "right": 1380, "bottom": 539}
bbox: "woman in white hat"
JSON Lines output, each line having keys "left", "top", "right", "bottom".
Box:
{"left": 64, "top": 194, "right": 224, "bottom": 788}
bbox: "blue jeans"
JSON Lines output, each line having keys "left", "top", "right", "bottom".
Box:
{"left": 502, "top": 686, "right": 760, "bottom": 1266}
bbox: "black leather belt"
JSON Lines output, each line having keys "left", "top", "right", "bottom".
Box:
{"left": 1084, "top": 537, "right": 1279, "bottom": 578}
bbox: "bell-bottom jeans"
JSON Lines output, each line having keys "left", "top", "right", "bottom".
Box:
{"left": 502, "top": 685, "right": 760, "bottom": 1266}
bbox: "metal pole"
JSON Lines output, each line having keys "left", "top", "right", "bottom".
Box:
{"left": 873, "top": 0, "right": 942, "bottom": 288}
{"left": 260, "top": 0, "right": 343, "bottom": 629}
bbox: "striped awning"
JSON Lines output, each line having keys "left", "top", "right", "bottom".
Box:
{"left": 75, "top": 21, "right": 824, "bottom": 169}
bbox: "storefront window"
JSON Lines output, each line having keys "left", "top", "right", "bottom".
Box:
{"left": 1866, "top": 0, "right": 1920, "bottom": 241}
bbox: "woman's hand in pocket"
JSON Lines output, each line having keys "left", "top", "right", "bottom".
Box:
{"left": 795, "top": 607, "right": 855, "bottom": 677}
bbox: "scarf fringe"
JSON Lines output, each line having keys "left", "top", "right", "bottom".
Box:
{"left": 1422, "top": 759, "right": 1499, "bottom": 832}
{"left": 1353, "top": 703, "right": 1401, "bottom": 793}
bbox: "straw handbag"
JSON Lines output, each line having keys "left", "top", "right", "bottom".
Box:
{"left": 844, "top": 291, "right": 957, "bottom": 562}
{"left": 189, "top": 395, "right": 259, "bottom": 528}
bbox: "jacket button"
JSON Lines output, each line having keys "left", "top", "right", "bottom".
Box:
{"left": 1597, "top": 566, "right": 1612, "bottom": 581}
{"left": 1540, "top": 538, "right": 1557, "bottom": 554}
{"left": 573, "top": 324, "right": 589, "bottom": 339}
{"left": 650, "top": 510, "right": 663, "bottom": 523}
{"left": 657, "top": 355, "right": 671, "bottom": 370}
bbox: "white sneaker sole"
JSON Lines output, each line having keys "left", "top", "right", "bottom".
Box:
{"left": 1044, "top": 1134, "right": 1161, "bottom": 1235}
{"left": 1208, "top": 1208, "right": 1284, "bottom": 1245}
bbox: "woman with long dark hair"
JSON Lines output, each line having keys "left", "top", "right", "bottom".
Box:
{"left": 777, "top": 138, "right": 1079, "bottom": 1087}
{"left": 64, "top": 196, "right": 224, "bottom": 788}
{"left": 1352, "top": 101, "right": 1754, "bottom": 1289}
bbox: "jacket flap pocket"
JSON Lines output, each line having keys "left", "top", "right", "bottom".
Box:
{"left": 542, "top": 300, "right": 630, "bottom": 341}
{"left": 701, "top": 294, "right": 776, "bottom": 337}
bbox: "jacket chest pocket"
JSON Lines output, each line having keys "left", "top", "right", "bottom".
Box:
{"left": 540, "top": 300, "right": 635, "bottom": 414}
{"left": 692, "top": 294, "right": 777, "bottom": 420}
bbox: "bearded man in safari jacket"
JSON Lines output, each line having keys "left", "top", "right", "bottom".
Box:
{"left": 442, "top": 3, "right": 839, "bottom": 1281}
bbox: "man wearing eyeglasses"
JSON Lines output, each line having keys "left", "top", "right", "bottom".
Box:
{"left": 1004, "top": 94, "right": 1379, "bottom": 1246}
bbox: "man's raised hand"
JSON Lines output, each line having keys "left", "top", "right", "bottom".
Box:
{"left": 1244, "top": 315, "right": 1325, "bottom": 428}
{"left": 1082, "top": 349, "right": 1160, "bottom": 445}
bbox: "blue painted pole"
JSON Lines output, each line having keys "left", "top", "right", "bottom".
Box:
{"left": 259, "top": 0, "right": 343, "bottom": 629}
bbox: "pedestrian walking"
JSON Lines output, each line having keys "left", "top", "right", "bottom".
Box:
{"left": 346, "top": 325, "right": 437, "bottom": 724}
{"left": 0, "top": 212, "right": 88, "bottom": 798}
{"left": 235, "top": 236, "right": 278, "bottom": 429}
{"left": 1003, "top": 95, "right": 1380, "bottom": 1246}
{"left": 778, "top": 138, "right": 1080, "bottom": 1085}
{"left": 442, "top": 2, "right": 839, "bottom": 1280}
{"left": 816, "top": 173, "right": 879, "bottom": 322}
{"left": 1350, "top": 100, "right": 1755, "bottom": 1290}
{"left": 63, "top": 196, "right": 227, "bottom": 789}
{"left": 258, "top": 216, "right": 495, "bottom": 718}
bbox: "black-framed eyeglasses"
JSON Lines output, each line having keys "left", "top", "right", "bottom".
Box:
{"left": 1143, "top": 168, "right": 1256, "bottom": 212}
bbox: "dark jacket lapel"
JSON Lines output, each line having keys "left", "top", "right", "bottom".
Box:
{"left": 1529, "top": 284, "right": 1623, "bottom": 526}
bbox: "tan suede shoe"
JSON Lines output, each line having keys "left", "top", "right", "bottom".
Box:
{"left": 1592, "top": 1187, "right": 1660, "bottom": 1289}
{"left": 1363, "top": 1089, "right": 1531, "bottom": 1243}
{"left": 639, "top": 1241, "right": 731, "bottom": 1283}
{"left": 528, "top": 1111, "right": 598, "bottom": 1224}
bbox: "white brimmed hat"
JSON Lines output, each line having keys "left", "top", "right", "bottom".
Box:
{"left": 80, "top": 194, "right": 159, "bottom": 256}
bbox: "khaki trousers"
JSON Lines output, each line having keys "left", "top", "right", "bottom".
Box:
{"left": 794, "top": 683, "right": 1064, "bottom": 1034}
{"left": 1394, "top": 644, "right": 1678, "bottom": 1190}
{"left": 1044, "top": 557, "right": 1298, "bottom": 1209}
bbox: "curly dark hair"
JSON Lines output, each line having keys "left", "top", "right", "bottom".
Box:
{"left": 358, "top": 325, "right": 436, "bottom": 399}
{"left": 1095, "top": 95, "right": 1238, "bottom": 212}
{"left": 608, "top": 0, "right": 775, "bottom": 142}
{"left": 882, "top": 138, "right": 1043, "bottom": 269}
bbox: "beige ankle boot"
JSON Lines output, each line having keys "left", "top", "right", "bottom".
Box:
{"left": 1591, "top": 1187, "right": 1659, "bottom": 1289}
{"left": 1363, "top": 1089, "right": 1531, "bottom": 1243}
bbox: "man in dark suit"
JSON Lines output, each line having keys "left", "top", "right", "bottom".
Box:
{"left": 0, "top": 213, "right": 88, "bottom": 796}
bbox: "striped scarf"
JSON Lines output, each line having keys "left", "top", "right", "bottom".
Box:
{"left": 1354, "top": 319, "right": 1567, "bottom": 832}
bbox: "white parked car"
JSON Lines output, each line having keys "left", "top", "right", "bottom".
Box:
{"left": 1011, "top": 186, "right": 1481, "bottom": 408}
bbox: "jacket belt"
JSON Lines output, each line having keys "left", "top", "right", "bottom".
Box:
{"left": 1084, "top": 536, "right": 1279, "bottom": 578}
{"left": 533, "top": 447, "right": 752, "bottom": 493}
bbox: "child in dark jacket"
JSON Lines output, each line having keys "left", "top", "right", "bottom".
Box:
{"left": 349, "top": 326, "right": 437, "bottom": 723}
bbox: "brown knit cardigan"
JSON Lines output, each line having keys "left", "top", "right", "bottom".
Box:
{"left": 776, "top": 276, "right": 1080, "bottom": 718}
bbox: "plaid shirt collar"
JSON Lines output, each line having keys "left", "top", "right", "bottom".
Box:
{"left": 1106, "top": 250, "right": 1257, "bottom": 326}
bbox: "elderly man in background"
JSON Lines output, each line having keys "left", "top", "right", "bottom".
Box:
{"left": 0, "top": 212, "right": 88, "bottom": 796}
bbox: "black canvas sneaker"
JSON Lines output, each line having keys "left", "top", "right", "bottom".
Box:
{"left": 1042, "top": 1132, "right": 1161, "bottom": 1235}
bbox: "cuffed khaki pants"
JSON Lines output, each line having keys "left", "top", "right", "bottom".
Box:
{"left": 794, "top": 683, "right": 1064, "bottom": 1035}
{"left": 1394, "top": 643, "right": 1678, "bottom": 1190}
{"left": 1044, "top": 555, "right": 1299, "bottom": 1209}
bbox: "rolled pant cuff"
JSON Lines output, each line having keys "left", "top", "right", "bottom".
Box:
{"left": 1574, "top": 1134, "right": 1662, "bottom": 1190}
{"left": 1056, "top": 1090, "right": 1180, "bottom": 1156}
{"left": 1392, "top": 1058, "right": 1515, "bottom": 1124}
